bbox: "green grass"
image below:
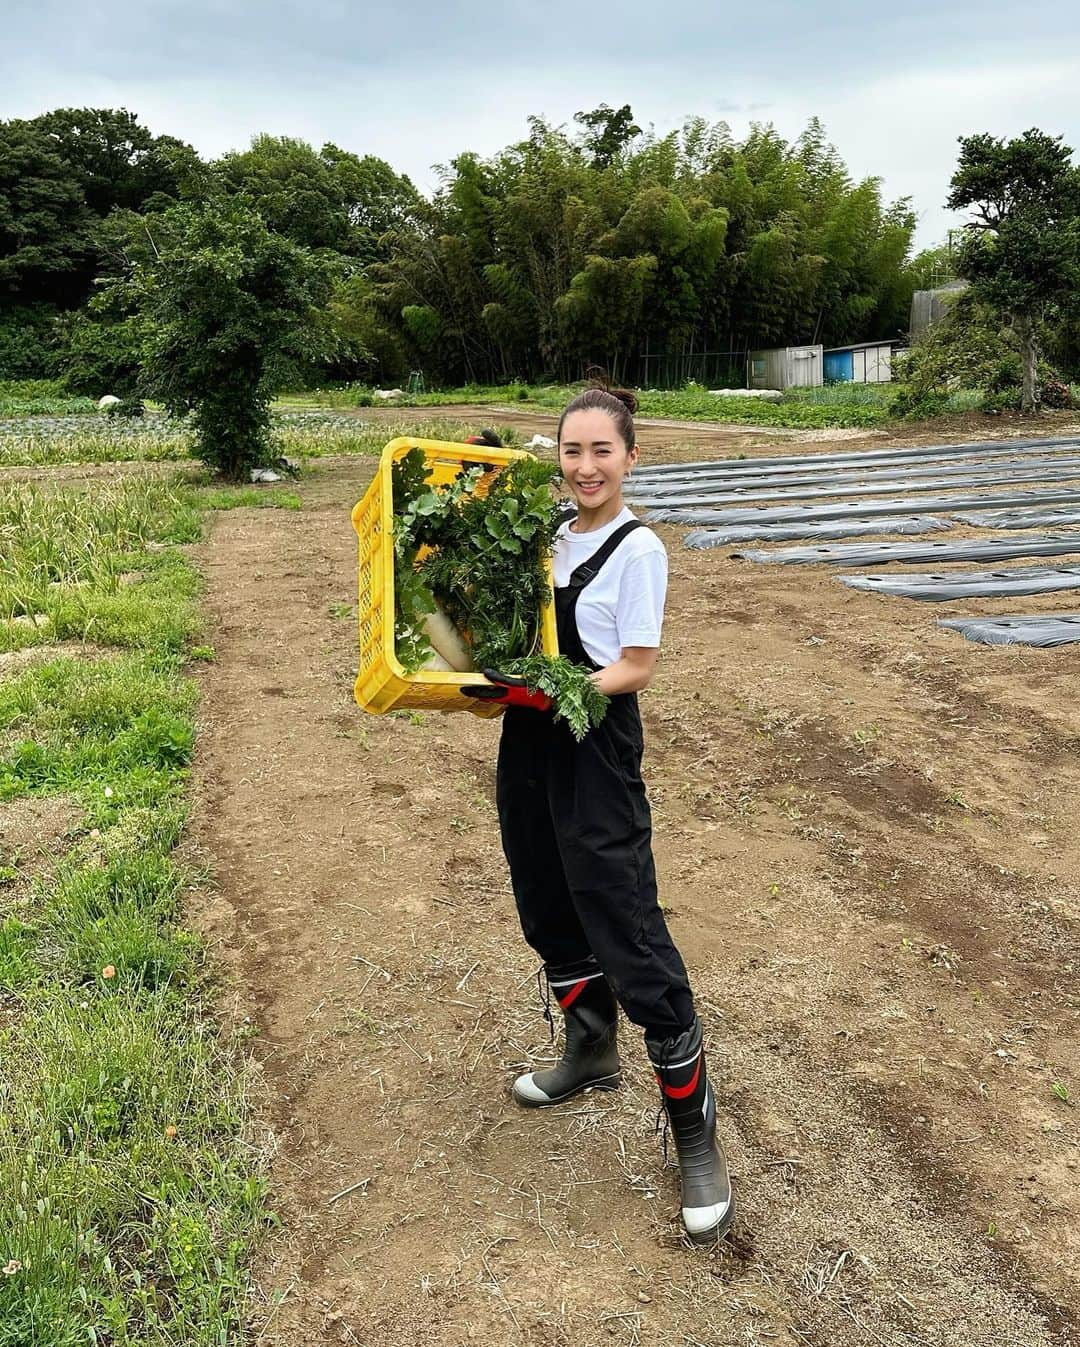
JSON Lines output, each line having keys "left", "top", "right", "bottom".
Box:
{"left": 198, "top": 486, "right": 301, "bottom": 510}
{"left": 0, "top": 379, "right": 97, "bottom": 418}
{"left": 277, "top": 380, "right": 538, "bottom": 410}
{"left": 0, "top": 475, "right": 267, "bottom": 1344}
{"left": 0, "top": 478, "right": 303, "bottom": 655}
{"left": 0, "top": 414, "right": 195, "bottom": 468}
{"left": 277, "top": 379, "right": 895, "bottom": 427}
{"left": 635, "top": 382, "right": 894, "bottom": 428}
{"left": 283, "top": 376, "right": 1080, "bottom": 428}
{"left": 0, "top": 480, "right": 202, "bottom": 656}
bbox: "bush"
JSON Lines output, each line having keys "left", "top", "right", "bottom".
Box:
{"left": 889, "top": 387, "right": 950, "bottom": 419}
{"left": 1041, "top": 376, "right": 1073, "bottom": 409}
{"left": 893, "top": 294, "right": 1075, "bottom": 419}
{"left": 979, "top": 388, "right": 1021, "bottom": 414}
{"left": 59, "top": 310, "right": 143, "bottom": 400}
{"left": 104, "top": 397, "right": 146, "bottom": 419}
{"left": 0, "top": 305, "right": 60, "bottom": 379}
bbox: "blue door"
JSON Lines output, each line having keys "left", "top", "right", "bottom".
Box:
{"left": 824, "top": 350, "right": 853, "bottom": 383}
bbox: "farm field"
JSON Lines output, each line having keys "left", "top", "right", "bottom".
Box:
{"left": 3, "top": 410, "right": 1079, "bottom": 1345}
{"left": 196, "top": 419, "right": 1077, "bottom": 1346}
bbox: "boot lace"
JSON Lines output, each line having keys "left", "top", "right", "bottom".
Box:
{"left": 536, "top": 966, "right": 555, "bottom": 1043}
{"left": 653, "top": 1037, "right": 672, "bottom": 1167}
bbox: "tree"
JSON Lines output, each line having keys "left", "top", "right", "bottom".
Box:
{"left": 35, "top": 107, "right": 196, "bottom": 215}
{"left": 125, "top": 199, "right": 331, "bottom": 477}
{"left": 0, "top": 119, "right": 94, "bottom": 303}
{"left": 215, "top": 135, "right": 357, "bottom": 252}
{"left": 947, "top": 129, "right": 1080, "bottom": 411}
{"left": 320, "top": 146, "right": 420, "bottom": 261}
{"left": 574, "top": 105, "right": 642, "bottom": 169}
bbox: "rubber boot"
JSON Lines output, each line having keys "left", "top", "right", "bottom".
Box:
{"left": 646, "top": 1016, "right": 734, "bottom": 1243}
{"left": 512, "top": 957, "right": 621, "bottom": 1107}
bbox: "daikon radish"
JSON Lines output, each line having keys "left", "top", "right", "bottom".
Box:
{"left": 420, "top": 649, "right": 454, "bottom": 672}
{"left": 422, "top": 602, "right": 474, "bottom": 671}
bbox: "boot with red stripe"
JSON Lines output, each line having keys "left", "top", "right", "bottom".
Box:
{"left": 646, "top": 1016, "right": 734, "bottom": 1243}
{"left": 512, "top": 957, "right": 621, "bottom": 1107}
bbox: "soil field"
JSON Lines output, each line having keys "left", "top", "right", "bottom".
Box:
{"left": 185, "top": 416, "right": 1079, "bottom": 1347}
{"left": 327, "top": 401, "right": 1080, "bottom": 458}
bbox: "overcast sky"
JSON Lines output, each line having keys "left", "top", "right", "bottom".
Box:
{"left": 4, "top": 0, "right": 1078, "bottom": 250}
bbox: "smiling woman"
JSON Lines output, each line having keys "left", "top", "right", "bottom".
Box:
{"left": 494, "top": 380, "right": 736, "bottom": 1246}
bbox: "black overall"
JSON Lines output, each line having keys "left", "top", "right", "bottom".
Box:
{"left": 495, "top": 521, "right": 695, "bottom": 1036}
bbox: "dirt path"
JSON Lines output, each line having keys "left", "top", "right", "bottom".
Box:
{"left": 190, "top": 437, "right": 1078, "bottom": 1347}
{"left": 316, "top": 401, "right": 1080, "bottom": 458}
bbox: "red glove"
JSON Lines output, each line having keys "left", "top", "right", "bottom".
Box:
{"left": 461, "top": 669, "right": 552, "bottom": 711}
{"left": 464, "top": 429, "right": 503, "bottom": 448}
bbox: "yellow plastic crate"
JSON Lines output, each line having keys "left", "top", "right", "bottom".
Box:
{"left": 352, "top": 436, "right": 559, "bottom": 718}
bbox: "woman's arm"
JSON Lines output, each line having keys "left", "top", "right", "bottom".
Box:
{"left": 589, "top": 646, "right": 659, "bottom": 696}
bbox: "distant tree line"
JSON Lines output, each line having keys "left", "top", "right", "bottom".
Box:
{"left": 2, "top": 105, "right": 931, "bottom": 390}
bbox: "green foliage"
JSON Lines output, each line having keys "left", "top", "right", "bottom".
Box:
{"left": 0, "top": 478, "right": 202, "bottom": 656}
{"left": 574, "top": 104, "right": 643, "bottom": 169}
{"left": 5, "top": 106, "right": 927, "bottom": 392}
{"left": 892, "top": 292, "right": 1074, "bottom": 417}
{"left": 391, "top": 447, "right": 604, "bottom": 735}
{"left": 0, "top": 472, "right": 265, "bottom": 1346}
{"left": 0, "top": 413, "right": 195, "bottom": 468}
{"left": 638, "top": 381, "right": 891, "bottom": 427}
{"left": 0, "top": 916, "right": 39, "bottom": 989}
{"left": 507, "top": 654, "right": 610, "bottom": 741}
{"left": 0, "top": 378, "right": 94, "bottom": 416}
{"left": 0, "top": 119, "right": 95, "bottom": 304}
{"left": 33, "top": 107, "right": 196, "bottom": 217}
{"left": 948, "top": 129, "right": 1080, "bottom": 410}
{"left": 215, "top": 134, "right": 356, "bottom": 252}
{"left": 58, "top": 303, "right": 145, "bottom": 400}
{"left": 0, "top": 305, "right": 62, "bottom": 379}
{"left": 126, "top": 199, "right": 333, "bottom": 477}
{"left": 367, "top": 114, "right": 917, "bottom": 386}
{"left": 0, "top": 108, "right": 197, "bottom": 324}
{"left": 421, "top": 457, "right": 560, "bottom": 666}
{"left": 215, "top": 136, "right": 420, "bottom": 259}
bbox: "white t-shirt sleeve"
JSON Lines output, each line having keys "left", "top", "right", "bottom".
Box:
{"left": 615, "top": 548, "right": 667, "bottom": 650}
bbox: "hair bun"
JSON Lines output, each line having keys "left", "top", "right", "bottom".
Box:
{"left": 606, "top": 386, "right": 638, "bottom": 416}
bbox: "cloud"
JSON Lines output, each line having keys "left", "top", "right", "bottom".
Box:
{"left": 3, "top": 0, "right": 1078, "bottom": 251}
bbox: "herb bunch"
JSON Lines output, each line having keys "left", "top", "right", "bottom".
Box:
{"left": 391, "top": 447, "right": 608, "bottom": 738}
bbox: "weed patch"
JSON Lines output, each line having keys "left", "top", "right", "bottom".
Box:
{"left": 0, "top": 470, "right": 266, "bottom": 1342}
{"left": 0, "top": 480, "right": 202, "bottom": 657}
{"left": 196, "top": 486, "right": 301, "bottom": 510}
{"left": 0, "top": 379, "right": 96, "bottom": 418}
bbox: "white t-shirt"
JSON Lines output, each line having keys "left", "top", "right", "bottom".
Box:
{"left": 553, "top": 507, "right": 668, "bottom": 668}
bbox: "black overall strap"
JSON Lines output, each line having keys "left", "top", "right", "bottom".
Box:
{"left": 566, "top": 520, "right": 644, "bottom": 591}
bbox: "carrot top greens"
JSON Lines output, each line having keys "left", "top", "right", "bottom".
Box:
{"left": 391, "top": 447, "right": 608, "bottom": 738}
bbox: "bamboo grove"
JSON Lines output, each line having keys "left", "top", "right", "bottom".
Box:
{"left": 1, "top": 105, "right": 927, "bottom": 389}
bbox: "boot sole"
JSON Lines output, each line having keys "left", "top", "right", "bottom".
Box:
{"left": 512, "top": 1073, "right": 622, "bottom": 1108}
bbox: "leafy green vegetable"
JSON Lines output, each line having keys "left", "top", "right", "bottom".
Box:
{"left": 507, "top": 655, "right": 609, "bottom": 741}
{"left": 390, "top": 446, "right": 608, "bottom": 738}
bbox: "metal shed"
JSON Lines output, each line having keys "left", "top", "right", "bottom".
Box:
{"left": 823, "top": 340, "right": 894, "bottom": 384}
{"left": 747, "top": 345, "right": 823, "bottom": 391}
{"left": 909, "top": 281, "right": 968, "bottom": 339}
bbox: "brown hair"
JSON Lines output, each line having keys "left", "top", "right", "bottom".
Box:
{"left": 556, "top": 380, "right": 638, "bottom": 451}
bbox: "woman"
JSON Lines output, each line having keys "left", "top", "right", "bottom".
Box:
{"left": 479, "top": 386, "right": 734, "bottom": 1245}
